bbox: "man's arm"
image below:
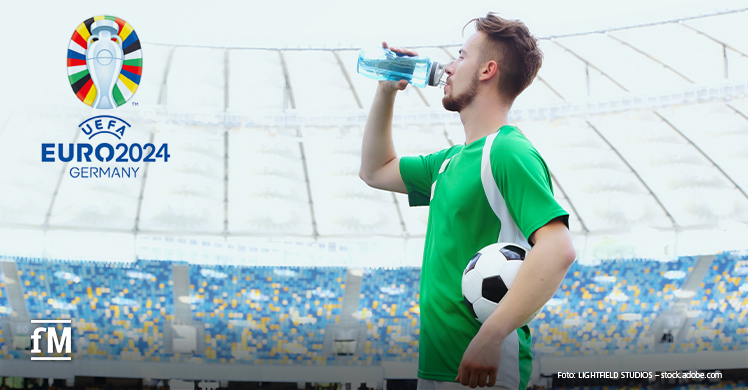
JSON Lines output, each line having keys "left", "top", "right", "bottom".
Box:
{"left": 456, "top": 218, "right": 576, "bottom": 387}
{"left": 359, "top": 43, "right": 415, "bottom": 194}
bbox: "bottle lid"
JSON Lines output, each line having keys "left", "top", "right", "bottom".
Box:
{"left": 428, "top": 61, "right": 448, "bottom": 87}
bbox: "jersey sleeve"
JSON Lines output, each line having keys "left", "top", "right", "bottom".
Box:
{"left": 399, "top": 147, "right": 454, "bottom": 207}
{"left": 491, "top": 132, "right": 569, "bottom": 244}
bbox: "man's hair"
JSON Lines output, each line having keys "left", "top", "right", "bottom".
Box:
{"left": 465, "top": 13, "right": 543, "bottom": 103}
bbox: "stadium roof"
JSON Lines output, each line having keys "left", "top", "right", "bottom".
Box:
{"left": 1, "top": 8, "right": 747, "bottom": 263}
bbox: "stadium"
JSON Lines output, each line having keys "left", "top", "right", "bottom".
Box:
{"left": 1, "top": 1, "right": 748, "bottom": 389}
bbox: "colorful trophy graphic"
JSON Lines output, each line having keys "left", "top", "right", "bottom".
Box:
{"left": 67, "top": 16, "right": 142, "bottom": 108}
{"left": 87, "top": 20, "right": 123, "bottom": 109}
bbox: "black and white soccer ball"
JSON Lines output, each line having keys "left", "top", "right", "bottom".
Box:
{"left": 462, "top": 242, "right": 541, "bottom": 326}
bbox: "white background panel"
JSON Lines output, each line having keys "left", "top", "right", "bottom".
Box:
{"left": 167, "top": 47, "right": 225, "bottom": 110}
{"left": 591, "top": 111, "right": 746, "bottom": 228}
{"left": 0, "top": 115, "right": 78, "bottom": 225}
{"left": 301, "top": 126, "right": 401, "bottom": 235}
{"left": 138, "top": 124, "right": 224, "bottom": 232}
{"left": 555, "top": 34, "right": 691, "bottom": 94}
{"left": 284, "top": 51, "right": 359, "bottom": 112}
{"left": 228, "top": 127, "right": 312, "bottom": 235}
{"left": 228, "top": 50, "right": 286, "bottom": 113}
{"left": 610, "top": 24, "right": 723, "bottom": 85}
{"left": 684, "top": 12, "right": 748, "bottom": 62}
{"left": 520, "top": 118, "right": 662, "bottom": 232}
{"left": 136, "top": 44, "right": 171, "bottom": 107}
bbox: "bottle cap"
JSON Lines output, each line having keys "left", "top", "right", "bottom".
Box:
{"left": 428, "top": 61, "right": 449, "bottom": 87}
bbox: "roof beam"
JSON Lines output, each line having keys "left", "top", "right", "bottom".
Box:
{"left": 223, "top": 49, "right": 230, "bottom": 235}
{"left": 678, "top": 22, "right": 748, "bottom": 59}
{"left": 586, "top": 120, "right": 679, "bottom": 229}
{"left": 726, "top": 104, "right": 748, "bottom": 122}
{"left": 606, "top": 33, "right": 694, "bottom": 84}
{"left": 550, "top": 172, "right": 589, "bottom": 234}
{"left": 654, "top": 111, "right": 748, "bottom": 202}
{"left": 43, "top": 127, "right": 81, "bottom": 228}
{"left": 440, "top": 47, "right": 456, "bottom": 60}
{"left": 279, "top": 51, "right": 297, "bottom": 110}
{"left": 223, "top": 130, "right": 230, "bottom": 235}
{"left": 536, "top": 75, "right": 566, "bottom": 102}
{"left": 552, "top": 40, "right": 630, "bottom": 92}
{"left": 297, "top": 127, "right": 319, "bottom": 238}
{"left": 391, "top": 193, "right": 409, "bottom": 237}
{"left": 414, "top": 87, "right": 431, "bottom": 107}
{"left": 333, "top": 51, "right": 363, "bottom": 109}
{"left": 158, "top": 47, "right": 175, "bottom": 106}
{"left": 133, "top": 132, "right": 155, "bottom": 233}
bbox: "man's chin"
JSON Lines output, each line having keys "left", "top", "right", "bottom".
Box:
{"left": 442, "top": 98, "right": 460, "bottom": 112}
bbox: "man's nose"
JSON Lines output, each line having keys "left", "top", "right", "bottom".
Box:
{"left": 445, "top": 60, "right": 455, "bottom": 75}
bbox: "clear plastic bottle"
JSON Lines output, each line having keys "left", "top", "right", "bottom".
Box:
{"left": 357, "top": 47, "right": 448, "bottom": 88}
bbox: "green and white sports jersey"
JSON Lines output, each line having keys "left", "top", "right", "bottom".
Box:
{"left": 400, "top": 125, "right": 569, "bottom": 388}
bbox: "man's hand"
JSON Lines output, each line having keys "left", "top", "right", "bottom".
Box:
{"left": 379, "top": 41, "right": 418, "bottom": 92}
{"left": 455, "top": 329, "right": 503, "bottom": 388}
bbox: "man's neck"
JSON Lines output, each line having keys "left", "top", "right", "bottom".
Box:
{"left": 459, "top": 97, "right": 510, "bottom": 144}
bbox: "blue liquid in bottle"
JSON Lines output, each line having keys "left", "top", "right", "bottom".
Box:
{"left": 357, "top": 48, "right": 447, "bottom": 88}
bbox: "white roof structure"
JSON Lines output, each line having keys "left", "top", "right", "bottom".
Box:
{"left": 1, "top": 9, "right": 747, "bottom": 264}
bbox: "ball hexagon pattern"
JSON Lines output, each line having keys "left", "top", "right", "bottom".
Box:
{"left": 462, "top": 242, "right": 541, "bottom": 326}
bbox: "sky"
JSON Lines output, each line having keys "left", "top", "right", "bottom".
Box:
{"left": 0, "top": 0, "right": 746, "bottom": 110}
{"left": 3, "top": 0, "right": 748, "bottom": 49}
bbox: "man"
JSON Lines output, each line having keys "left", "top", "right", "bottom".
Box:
{"left": 359, "top": 13, "right": 576, "bottom": 389}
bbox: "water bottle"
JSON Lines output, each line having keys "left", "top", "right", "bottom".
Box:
{"left": 357, "top": 47, "right": 448, "bottom": 88}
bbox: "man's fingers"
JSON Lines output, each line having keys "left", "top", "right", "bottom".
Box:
{"left": 477, "top": 373, "right": 487, "bottom": 388}
{"left": 397, "top": 80, "right": 408, "bottom": 90}
{"left": 488, "top": 371, "right": 497, "bottom": 387}
{"left": 459, "top": 366, "right": 470, "bottom": 386}
{"left": 468, "top": 371, "right": 479, "bottom": 388}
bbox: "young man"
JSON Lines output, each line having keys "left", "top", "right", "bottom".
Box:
{"left": 359, "top": 13, "right": 576, "bottom": 390}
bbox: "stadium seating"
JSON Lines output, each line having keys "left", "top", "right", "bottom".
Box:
{"left": 189, "top": 265, "right": 347, "bottom": 365}
{"left": 7, "top": 251, "right": 748, "bottom": 364}
{"left": 358, "top": 267, "right": 420, "bottom": 363}
{"left": 529, "top": 257, "right": 695, "bottom": 356}
{"left": 676, "top": 251, "right": 748, "bottom": 353}
{"left": 0, "top": 267, "right": 8, "bottom": 357}
{"left": 14, "top": 258, "right": 173, "bottom": 361}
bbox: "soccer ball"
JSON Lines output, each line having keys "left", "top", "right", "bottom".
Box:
{"left": 462, "top": 242, "right": 541, "bottom": 326}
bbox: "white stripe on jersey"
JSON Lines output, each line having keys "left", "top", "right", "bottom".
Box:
{"left": 481, "top": 131, "right": 530, "bottom": 247}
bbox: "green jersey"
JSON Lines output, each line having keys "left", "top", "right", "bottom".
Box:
{"left": 399, "top": 125, "right": 569, "bottom": 388}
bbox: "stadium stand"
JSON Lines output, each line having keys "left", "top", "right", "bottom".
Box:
{"left": 189, "top": 265, "right": 347, "bottom": 364}
{"left": 0, "top": 267, "right": 8, "bottom": 357}
{"left": 4, "top": 250, "right": 748, "bottom": 370}
{"left": 677, "top": 250, "right": 748, "bottom": 353}
{"left": 359, "top": 267, "right": 420, "bottom": 363}
{"left": 530, "top": 257, "right": 696, "bottom": 356}
{"left": 14, "top": 258, "right": 173, "bottom": 360}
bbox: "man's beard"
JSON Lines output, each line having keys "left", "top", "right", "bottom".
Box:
{"left": 442, "top": 72, "right": 479, "bottom": 112}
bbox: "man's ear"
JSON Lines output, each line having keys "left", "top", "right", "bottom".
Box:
{"left": 479, "top": 60, "right": 499, "bottom": 81}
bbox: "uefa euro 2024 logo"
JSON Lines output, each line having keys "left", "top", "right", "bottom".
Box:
{"left": 43, "top": 16, "right": 168, "bottom": 178}
{"left": 67, "top": 16, "right": 142, "bottom": 109}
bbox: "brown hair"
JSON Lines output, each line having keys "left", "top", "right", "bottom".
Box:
{"left": 465, "top": 13, "right": 543, "bottom": 103}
